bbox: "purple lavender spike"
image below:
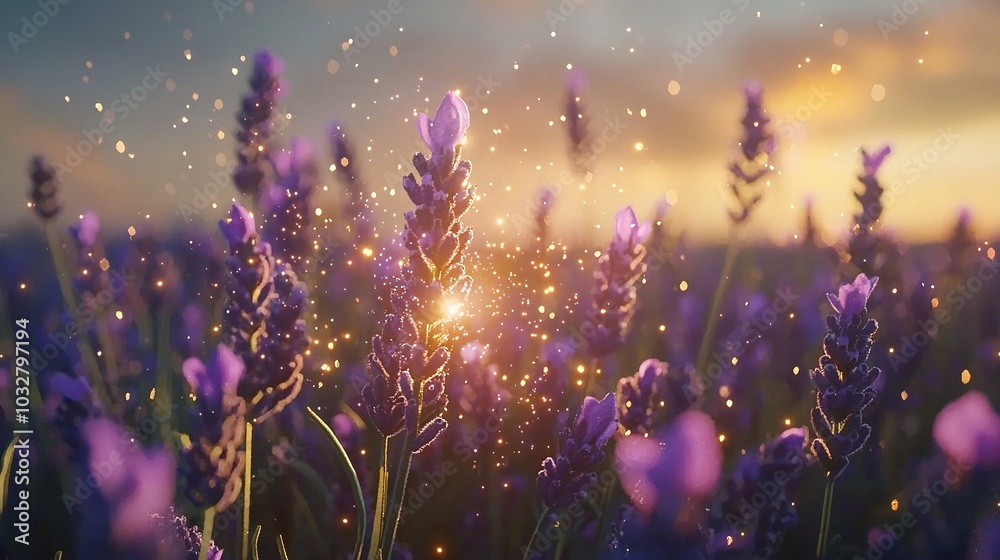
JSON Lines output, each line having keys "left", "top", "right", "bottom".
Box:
{"left": 848, "top": 145, "right": 892, "bottom": 275}
{"left": 28, "top": 155, "right": 61, "bottom": 221}
{"left": 180, "top": 344, "right": 247, "bottom": 511}
{"left": 536, "top": 392, "right": 618, "bottom": 509}
{"left": 564, "top": 68, "right": 593, "bottom": 176}
{"left": 727, "top": 81, "right": 775, "bottom": 224}
{"left": 810, "top": 273, "right": 880, "bottom": 479}
{"left": 581, "top": 206, "right": 649, "bottom": 361}
{"left": 233, "top": 49, "right": 285, "bottom": 199}
{"left": 219, "top": 203, "right": 309, "bottom": 422}
{"left": 363, "top": 92, "right": 476, "bottom": 448}
{"left": 261, "top": 137, "right": 318, "bottom": 275}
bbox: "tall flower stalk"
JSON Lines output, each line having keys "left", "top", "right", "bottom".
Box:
{"left": 695, "top": 82, "right": 775, "bottom": 376}
{"left": 581, "top": 206, "right": 649, "bottom": 394}
{"left": 361, "top": 91, "right": 474, "bottom": 559}
{"left": 233, "top": 49, "right": 285, "bottom": 202}
{"left": 527, "top": 392, "right": 618, "bottom": 559}
{"left": 810, "top": 273, "right": 880, "bottom": 558}
{"left": 846, "top": 146, "right": 891, "bottom": 276}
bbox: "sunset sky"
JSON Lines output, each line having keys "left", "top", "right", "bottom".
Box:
{"left": 1, "top": 0, "right": 997, "bottom": 245}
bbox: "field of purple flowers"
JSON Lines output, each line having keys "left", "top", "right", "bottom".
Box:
{"left": 1, "top": 48, "right": 999, "bottom": 560}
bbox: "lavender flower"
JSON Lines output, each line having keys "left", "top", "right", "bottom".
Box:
{"left": 617, "top": 358, "right": 666, "bottom": 435}
{"left": 564, "top": 68, "right": 593, "bottom": 176}
{"left": 932, "top": 391, "right": 1000, "bottom": 468}
{"left": 533, "top": 186, "right": 555, "bottom": 246}
{"left": 82, "top": 418, "right": 175, "bottom": 544}
{"left": 261, "top": 137, "right": 318, "bottom": 274}
{"left": 180, "top": 344, "right": 247, "bottom": 512}
{"left": 713, "top": 427, "right": 809, "bottom": 559}
{"left": 28, "top": 154, "right": 61, "bottom": 221}
{"left": 536, "top": 392, "right": 618, "bottom": 509}
{"left": 233, "top": 49, "right": 285, "bottom": 199}
{"left": 847, "top": 145, "right": 891, "bottom": 274}
{"left": 153, "top": 508, "right": 224, "bottom": 560}
{"left": 810, "top": 273, "right": 880, "bottom": 479}
{"left": 363, "top": 92, "right": 475, "bottom": 452}
{"left": 581, "top": 206, "right": 650, "bottom": 359}
{"left": 219, "top": 203, "right": 308, "bottom": 422}
{"left": 727, "top": 82, "right": 775, "bottom": 223}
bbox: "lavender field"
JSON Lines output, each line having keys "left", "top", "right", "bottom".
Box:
{"left": 1, "top": 1, "right": 999, "bottom": 559}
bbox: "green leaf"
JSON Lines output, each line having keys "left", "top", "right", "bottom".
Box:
{"left": 277, "top": 535, "right": 290, "bottom": 560}
{"left": 0, "top": 437, "right": 18, "bottom": 519}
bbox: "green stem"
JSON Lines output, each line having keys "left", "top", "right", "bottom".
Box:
{"left": 241, "top": 421, "right": 253, "bottom": 560}
{"left": 523, "top": 508, "right": 553, "bottom": 560}
{"left": 276, "top": 535, "right": 290, "bottom": 560}
{"left": 44, "top": 223, "right": 113, "bottom": 411}
{"left": 380, "top": 430, "right": 413, "bottom": 557}
{"left": 694, "top": 227, "right": 742, "bottom": 378}
{"left": 307, "top": 406, "right": 367, "bottom": 560}
{"left": 198, "top": 507, "right": 217, "bottom": 560}
{"left": 816, "top": 478, "right": 836, "bottom": 559}
{"left": 367, "top": 439, "right": 391, "bottom": 560}
{"left": 249, "top": 526, "right": 262, "bottom": 560}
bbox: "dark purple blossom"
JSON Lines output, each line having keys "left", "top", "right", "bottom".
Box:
{"left": 219, "top": 203, "right": 309, "bottom": 422}
{"left": 233, "top": 49, "right": 285, "bottom": 199}
{"left": 180, "top": 344, "right": 247, "bottom": 512}
{"left": 810, "top": 273, "right": 880, "bottom": 479}
{"left": 153, "top": 508, "right": 224, "bottom": 560}
{"left": 82, "top": 419, "right": 175, "bottom": 545}
{"left": 28, "top": 154, "right": 61, "bottom": 221}
{"left": 727, "top": 82, "right": 775, "bottom": 223}
{"left": 933, "top": 391, "right": 1000, "bottom": 468}
{"left": 617, "top": 358, "right": 666, "bottom": 435}
{"left": 564, "top": 68, "right": 593, "bottom": 176}
{"left": 261, "top": 137, "right": 318, "bottom": 275}
{"left": 363, "top": 92, "right": 475, "bottom": 451}
{"left": 536, "top": 392, "right": 618, "bottom": 509}
{"left": 582, "top": 206, "right": 649, "bottom": 359}
{"left": 848, "top": 145, "right": 892, "bottom": 275}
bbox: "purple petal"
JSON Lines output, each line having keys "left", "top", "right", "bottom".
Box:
{"left": 219, "top": 203, "right": 256, "bottom": 248}
{"left": 418, "top": 92, "right": 470, "bottom": 152}
{"left": 933, "top": 391, "right": 1000, "bottom": 468}
{"left": 577, "top": 392, "right": 618, "bottom": 445}
{"left": 614, "top": 206, "right": 639, "bottom": 241}
{"left": 209, "top": 344, "right": 245, "bottom": 392}
{"left": 70, "top": 212, "right": 101, "bottom": 247}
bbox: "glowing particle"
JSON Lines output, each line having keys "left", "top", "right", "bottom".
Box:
{"left": 327, "top": 59, "right": 340, "bottom": 74}
{"left": 833, "top": 28, "right": 848, "bottom": 46}
{"left": 961, "top": 369, "right": 971, "bottom": 384}
{"left": 389, "top": 45, "right": 398, "bottom": 56}
{"left": 95, "top": 102, "right": 104, "bottom": 112}
{"left": 831, "top": 64, "right": 842, "bottom": 75}
{"left": 871, "top": 84, "right": 886, "bottom": 102}
{"left": 679, "top": 280, "right": 688, "bottom": 291}
{"left": 115, "top": 141, "right": 126, "bottom": 153}
{"left": 667, "top": 80, "right": 680, "bottom": 95}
